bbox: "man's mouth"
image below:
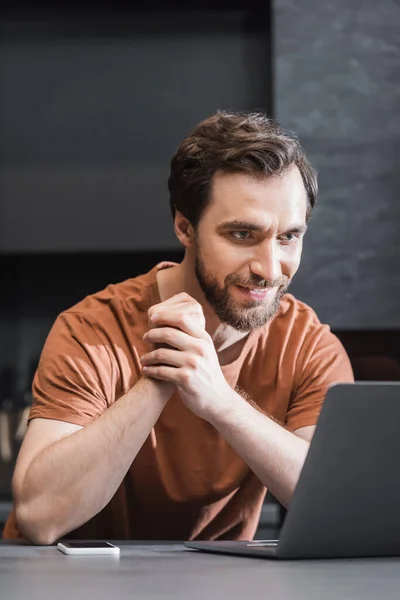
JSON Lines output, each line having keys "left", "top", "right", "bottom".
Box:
{"left": 235, "top": 285, "right": 276, "bottom": 301}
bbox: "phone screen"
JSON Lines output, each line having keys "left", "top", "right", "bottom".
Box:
{"left": 63, "top": 542, "right": 115, "bottom": 548}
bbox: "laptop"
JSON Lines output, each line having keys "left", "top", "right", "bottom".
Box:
{"left": 185, "top": 382, "right": 400, "bottom": 559}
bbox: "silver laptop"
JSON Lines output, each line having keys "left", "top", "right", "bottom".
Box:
{"left": 185, "top": 382, "right": 400, "bottom": 559}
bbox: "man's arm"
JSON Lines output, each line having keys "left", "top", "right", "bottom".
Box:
{"left": 203, "top": 390, "right": 311, "bottom": 509}
{"left": 13, "top": 376, "right": 173, "bottom": 545}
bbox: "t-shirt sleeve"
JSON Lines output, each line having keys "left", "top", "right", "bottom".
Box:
{"left": 29, "top": 311, "right": 113, "bottom": 427}
{"left": 285, "top": 326, "right": 354, "bottom": 432}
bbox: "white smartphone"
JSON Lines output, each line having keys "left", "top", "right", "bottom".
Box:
{"left": 57, "top": 541, "right": 120, "bottom": 555}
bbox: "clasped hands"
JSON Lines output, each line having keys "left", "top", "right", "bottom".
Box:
{"left": 141, "top": 292, "right": 231, "bottom": 420}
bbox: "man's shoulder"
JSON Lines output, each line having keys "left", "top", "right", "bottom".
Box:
{"left": 57, "top": 262, "right": 175, "bottom": 330}
{"left": 254, "top": 293, "right": 334, "bottom": 354}
{"left": 273, "top": 293, "right": 324, "bottom": 330}
{"left": 65, "top": 274, "right": 152, "bottom": 319}
{"left": 252, "top": 293, "right": 349, "bottom": 375}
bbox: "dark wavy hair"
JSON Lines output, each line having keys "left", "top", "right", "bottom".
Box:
{"left": 168, "top": 111, "right": 318, "bottom": 227}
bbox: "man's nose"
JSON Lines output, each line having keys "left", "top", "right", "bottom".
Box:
{"left": 249, "top": 243, "right": 282, "bottom": 284}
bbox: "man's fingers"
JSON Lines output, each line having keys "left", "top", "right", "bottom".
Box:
{"left": 148, "top": 293, "right": 205, "bottom": 332}
{"left": 148, "top": 311, "right": 207, "bottom": 338}
{"left": 143, "top": 327, "right": 204, "bottom": 350}
{"left": 141, "top": 348, "right": 188, "bottom": 368}
{"left": 142, "top": 365, "right": 191, "bottom": 387}
{"left": 150, "top": 292, "right": 196, "bottom": 312}
{"left": 150, "top": 305, "right": 204, "bottom": 322}
{"left": 149, "top": 293, "right": 197, "bottom": 317}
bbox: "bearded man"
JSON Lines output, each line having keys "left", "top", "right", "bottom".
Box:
{"left": 4, "top": 111, "right": 353, "bottom": 544}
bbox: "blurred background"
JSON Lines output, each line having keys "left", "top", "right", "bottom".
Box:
{"left": 1, "top": 0, "right": 399, "bottom": 535}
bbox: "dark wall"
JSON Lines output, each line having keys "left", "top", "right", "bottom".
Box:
{"left": 0, "top": 8, "right": 271, "bottom": 252}
{"left": 274, "top": 0, "right": 400, "bottom": 329}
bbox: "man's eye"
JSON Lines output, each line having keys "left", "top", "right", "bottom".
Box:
{"left": 280, "top": 232, "right": 299, "bottom": 244}
{"left": 231, "top": 231, "right": 250, "bottom": 240}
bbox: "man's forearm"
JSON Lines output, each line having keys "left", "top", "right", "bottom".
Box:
{"left": 15, "top": 377, "right": 173, "bottom": 544}
{"left": 206, "top": 389, "right": 310, "bottom": 509}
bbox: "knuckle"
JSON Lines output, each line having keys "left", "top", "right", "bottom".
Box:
{"left": 164, "top": 329, "right": 174, "bottom": 344}
{"left": 178, "top": 292, "right": 192, "bottom": 302}
{"left": 179, "top": 315, "right": 190, "bottom": 329}
{"left": 188, "top": 356, "right": 199, "bottom": 369}
{"left": 193, "top": 306, "right": 205, "bottom": 326}
{"left": 180, "top": 369, "right": 192, "bottom": 385}
{"left": 196, "top": 344, "right": 206, "bottom": 358}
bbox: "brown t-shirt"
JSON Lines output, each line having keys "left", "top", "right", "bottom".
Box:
{"left": 4, "top": 262, "right": 353, "bottom": 541}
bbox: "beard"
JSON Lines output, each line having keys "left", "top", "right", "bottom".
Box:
{"left": 194, "top": 244, "right": 290, "bottom": 333}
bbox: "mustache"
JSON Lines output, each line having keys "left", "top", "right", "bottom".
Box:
{"left": 226, "top": 273, "right": 290, "bottom": 289}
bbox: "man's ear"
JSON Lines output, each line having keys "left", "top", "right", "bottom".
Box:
{"left": 174, "top": 211, "right": 195, "bottom": 247}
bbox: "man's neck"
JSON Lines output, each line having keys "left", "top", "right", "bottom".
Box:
{"left": 156, "top": 259, "right": 248, "bottom": 354}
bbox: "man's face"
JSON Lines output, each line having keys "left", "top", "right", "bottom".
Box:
{"left": 192, "top": 167, "right": 308, "bottom": 332}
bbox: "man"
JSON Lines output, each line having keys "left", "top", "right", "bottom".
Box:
{"left": 4, "top": 111, "right": 353, "bottom": 544}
